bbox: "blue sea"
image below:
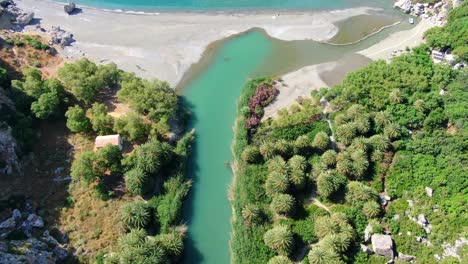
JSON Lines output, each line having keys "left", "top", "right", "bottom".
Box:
{"left": 56, "top": 0, "right": 393, "bottom": 12}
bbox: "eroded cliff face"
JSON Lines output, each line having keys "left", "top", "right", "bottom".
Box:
{"left": 0, "top": 87, "right": 18, "bottom": 175}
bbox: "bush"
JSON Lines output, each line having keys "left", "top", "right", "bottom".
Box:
{"left": 65, "top": 105, "right": 91, "bottom": 133}
{"left": 114, "top": 112, "right": 148, "bottom": 142}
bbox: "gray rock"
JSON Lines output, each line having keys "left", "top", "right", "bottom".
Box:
{"left": 364, "top": 224, "right": 373, "bottom": 243}
{"left": 394, "top": 0, "right": 412, "bottom": 13}
{"left": 425, "top": 186, "right": 433, "bottom": 197}
{"left": 12, "top": 209, "right": 21, "bottom": 221}
{"left": 416, "top": 236, "right": 423, "bottom": 242}
{"left": 49, "top": 26, "right": 75, "bottom": 48}
{"left": 0, "top": 217, "right": 15, "bottom": 229}
{"left": 64, "top": 2, "right": 76, "bottom": 14}
{"left": 417, "top": 214, "right": 428, "bottom": 226}
{"left": 16, "top": 11, "right": 34, "bottom": 26}
{"left": 371, "top": 234, "right": 395, "bottom": 259}
{"left": 399, "top": 252, "right": 415, "bottom": 262}
{"left": 361, "top": 244, "right": 374, "bottom": 255}
{"left": 53, "top": 246, "right": 69, "bottom": 261}
{"left": 27, "top": 214, "right": 44, "bottom": 228}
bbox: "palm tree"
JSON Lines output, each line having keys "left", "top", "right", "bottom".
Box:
{"left": 241, "top": 146, "right": 261, "bottom": 163}
{"left": 125, "top": 168, "right": 148, "bottom": 196}
{"left": 265, "top": 171, "right": 289, "bottom": 197}
{"left": 289, "top": 170, "right": 306, "bottom": 189}
{"left": 350, "top": 150, "right": 369, "bottom": 179}
{"left": 414, "top": 99, "right": 426, "bottom": 111}
{"left": 263, "top": 225, "right": 294, "bottom": 255}
{"left": 336, "top": 156, "right": 353, "bottom": 176}
{"left": 363, "top": 201, "right": 381, "bottom": 219}
{"left": 118, "top": 228, "right": 147, "bottom": 248}
{"left": 308, "top": 246, "right": 343, "bottom": 264}
{"left": 268, "top": 156, "right": 289, "bottom": 175}
{"left": 271, "top": 194, "right": 295, "bottom": 216}
{"left": 351, "top": 136, "right": 369, "bottom": 152}
{"left": 321, "top": 150, "right": 337, "bottom": 167}
{"left": 389, "top": 88, "right": 403, "bottom": 104}
{"left": 288, "top": 155, "right": 307, "bottom": 172}
{"left": 322, "top": 233, "right": 351, "bottom": 254}
{"left": 120, "top": 202, "right": 151, "bottom": 230}
{"left": 345, "top": 181, "right": 378, "bottom": 205}
{"left": 371, "top": 150, "right": 384, "bottom": 162}
{"left": 374, "top": 111, "right": 389, "bottom": 132}
{"left": 275, "top": 139, "right": 293, "bottom": 157}
{"left": 242, "top": 204, "right": 261, "bottom": 226}
{"left": 316, "top": 172, "right": 345, "bottom": 199}
{"left": 354, "top": 117, "right": 371, "bottom": 134}
{"left": 267, "top": 256, "right": 293, "bottom": 264}
{"left": 315, "top": 216, "right": 340, "bottom": 239}
{"left": 369, "top": 134, "right": 390, "bottom": 152}
{"left": 294, "top": 135, "right": 311, "bottom": 152}
{"left": 154, "top": 231, "right": 184, "bottom": 256}
{"left": 384, "top": 122, "right": 401, "bottom": 140}
{"left": 313, "top": 132, "right": 330, "bottom": 150}
{"left": 346, "top": 104, "right": 366, "bottom": 120}
{"left": 334, "top": 113, "right": 348, "bottom": 126}
{"left": 260, "top": 141, "right": 276, "bottom": 160}
{"left": 336, "top": 123, "right": 356, "bottom": 146}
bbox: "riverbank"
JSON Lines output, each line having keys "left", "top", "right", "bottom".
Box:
{"left": 16, "top": 0, "right": 379, "bottom": 86}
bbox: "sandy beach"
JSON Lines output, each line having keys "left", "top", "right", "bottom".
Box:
{"left": 16, "top": 0, "right": 377, "bottom": 86}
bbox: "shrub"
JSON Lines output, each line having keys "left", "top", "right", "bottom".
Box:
{"left": 114, "top": 112, "right": 149, "bottom": 142}
{"left": 65, "top": 105, "right": 91, "bottom": 133}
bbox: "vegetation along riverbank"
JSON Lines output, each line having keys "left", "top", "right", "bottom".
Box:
{"left": 230, "top": 2, "right": 467, "bottom": 263}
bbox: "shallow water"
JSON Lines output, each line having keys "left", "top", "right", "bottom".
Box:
{"left": 57, "top": 0, "right": 392, "bottom": 11}
{"left": 180, "top": 12, "right": 415, "bottom": 264}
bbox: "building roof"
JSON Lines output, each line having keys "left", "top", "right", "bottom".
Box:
{"left": 94, "top": 134, "right": 122, "bottom": 150}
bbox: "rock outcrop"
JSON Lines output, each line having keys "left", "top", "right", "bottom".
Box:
{"left": 64, "top": 2, "right": 76, "bottom": 14}
{"left": 394, "top": 0, "right": 412, "bottom": 13}
{"left": 5, "top": 3, "right": 34, "bottom": 26}
{"left": 0, "top": 126, "right": 19, "bottom": 175}
{"left": 371, "top": 234, "right": 395, "bottom": 259}
{"left": 49, "top": 26, "right": 75, "bottom": 48}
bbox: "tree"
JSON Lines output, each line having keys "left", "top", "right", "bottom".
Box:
{"left": 308, "top": 246, "right": 342, "bottom": 264}
{"left": 58, "top": 58, "right": 104, "bottom": 104}
{"left": 263, "top": 225, "right": 294, "bottom": 255}
{"left": 260, "top": 141, "right": 276, "bottom": 159}
{"left": 31, "top": 90, "right": 61, "bottom": 119}
{"left": 120, "top": 201, "right": 151, "bottom": 230}
{"left": 241, "top": 146, "right": 261, "bottom": 163}
{"left": 321, "top": 150, "right": 337, "bottom": 167}
{"left": 154, "top": 231, "right": 185, "bottom": 256}
{"left": 336, "top": 123, "right": 356, "bottom": 146}
{"left": 389, "top": 89, "right": 403, "bottom": 104}
{"left": 267, "top": 256, "right": 293, "bottom": 264}
{"left": 267, "top": 156, "right": 289, "bottom": 175}
{"left": 294, "top": 135, "right": 311, "bottom": 152}
{"left": 114, "top": 112, "right": 149, "bottom": 142}
{"left": 265, "top": 171, "right": 289, "bottom": 197}
{"left": 316, "top": 171, "right": 346, "bottom": 198}
{"left": 274, "top": 139, "right": 293, "bottom": 157}
{"left": 384, "top": 122, "right": 401, "bottom": 140}
{"left": 354, "top": 117, "right": 371, "bottom": 134}
{"left": 369, "top": 134, "right": 390, "bottom": 152}
{"left": 312, "top": 131, "right": 330, "bottom": 150}
{"left": 374, "top": 111, "right": 389, "bottom": 132}
{"left": 135, "top": 139, "right": 173, "bottom": 174}
{"left": 270, "top": 194, "right": 295, "bottom": 216}
{"left": 414, "top": 99, "right": 426, "bottom": 112}
{"left": 363, "top": 201, "right": 381, "bottom": 219}
{"left": 345, "top": 181, "right": 378, "bottom": 205}
{"left": 288, "top": 155, "right": 307, "bottom": 189}
{"left": 94, "top": 145, "right": 122, "bottom": 175}
{"left": 125, "top": 168, "right": 149, "bottom": 196}
{"left": 88, "top": 103, "right": 114, "bottom": 135}
{"left": 65, "top": 105, "right": 91, "bottom": 133}
{"left": 242, "top": 204, "right": 261, "bottom": 226}
{"left": 70, "top": 151, "right": 96, "bottom": 183}
{"left": 322, "top": 233, "right": 351, "bottom": 254}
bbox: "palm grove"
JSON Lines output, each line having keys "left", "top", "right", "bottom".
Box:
{"left": 231, "top": 3, "right": 467, "bottom": 263}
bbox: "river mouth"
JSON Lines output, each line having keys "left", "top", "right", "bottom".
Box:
{"left": 178, "top": 8, "right": 415, "bottom": 264}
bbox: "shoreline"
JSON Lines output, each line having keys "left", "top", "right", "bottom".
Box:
{"left": 17, "top": 0, "right": 381, "bottom": 86}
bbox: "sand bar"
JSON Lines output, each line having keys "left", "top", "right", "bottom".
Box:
{"left": 16, "top": 0, "right": 377, "bottom": 86}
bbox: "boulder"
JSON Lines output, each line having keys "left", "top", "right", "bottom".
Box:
{"left": 371, "top": 234, "right": 395, "bottom": 259}
{"left": 425, "top": 187, "right": 433, "bottom": 197}
{"left": 0, "top": 0, "right": 13, "bottom": 8}
{"left": 16, "top": 11, "right": 34, "bottom": 26}
{"left": 417, "top": 214, "right": 428, "bottom": 226}
{"left": 394, "top": 0, "right": 412, "bottom": 13}
{"left": 361, "top": 244, "right": 374, "bottom": 255}
{"left": 364, "top": 224, "right": 373, "bottom": 243}
{"left": 12, "top": 209, "right": 22, "bottom": 221}
{"left": 53, "top": 246, "right": 69, "bottom": 261}
{"left": 398, "top": 252, "right": 415, "bottom": 262}
{"left": 49, "top": 26, "right": 75, "bottom": 47}
{"left": 26, "top": 214, "right": 44, "bottom": 228}
{"left": 64, "top": 2, "right": 76, "bottom": 14}
{"left": 0, "top": 217, "right": 15, "bottom": 229}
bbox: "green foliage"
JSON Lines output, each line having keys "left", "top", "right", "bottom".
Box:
{"left": 117, "top": 74, "right": 177, "bottom": 122}
{"left": 345, "top": 181, "right": 378, "bottom": 205}
{"left": 263, "top": 225, "right": 294, "bottom": 255}
{"left": 134, "top": 138, "right": 173, "bottom": 174}
{"left": 242, "top": 204, "right": 261, "bottom": 226}
{"left": 265, "top": 171, "right": 289, "bottom": 198}
{"left": 88, "top": 103, "right": 114, "bottom": 135}
{"left": 113, "top": 112, "right": 149, "bottom": 142}
{"left": 270, "top": 194, "right": 295, "bottom": 216}
{"left": 65, "top": 105, "right": 91, "bottom": 133}
{"left": 120, "top": 201, "right": 151, "bottom": 230}
{"left": 22, "top": 35, "right": 49, "bottom": 50}
{"left": 267, "top": 256, "right": 293, "bottom": 264}
{"left": 242, "top": 145, "right": 262, "bottom": 163}
{"left": 316, "top": 171, "right": 347, "bottom": 198}
{"left": 124, "top": 168, "right": 149, "bottom": 196}
{"left": 70, "top": 151, "right": 96, "bottom": 183}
